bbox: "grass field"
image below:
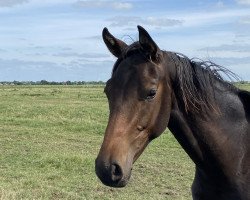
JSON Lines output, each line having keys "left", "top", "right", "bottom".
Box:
{"left": 0, "top": 84, "right": 249, "bottom": 200}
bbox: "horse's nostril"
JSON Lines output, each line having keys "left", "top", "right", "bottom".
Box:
{"left": 111, "top": 163, "right": 123, "bottom": 182}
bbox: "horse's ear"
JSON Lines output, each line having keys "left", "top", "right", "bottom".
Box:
{"left": 138, "top": 25, "right": 160, "bottom": 58}
{"left": 102, "top": 27, "right": 128, "bottom": 58}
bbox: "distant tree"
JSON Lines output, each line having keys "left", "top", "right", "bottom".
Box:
{"left": 13, "top": 81, "right": 23, "bottom": 85}
{"left": 65, "top": 80, "right": 71, "bottom": 85}
{"left": 40, "top": 80, "right": 48, "bottom": 85}
{"left": 0, "top": 80, "right": 107, "bottom": 85}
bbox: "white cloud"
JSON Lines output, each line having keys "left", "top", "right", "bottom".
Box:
{"left": 236, "top": 0, "right": 250, "bottom": 5}
{"left": 0, "top": 48, "right": 6, "bottom": 52}
{"left": 53, "top": 52, "right": 110, "bottom": 59}
{"left": 178, "top": 8, "right": 250, "bottom": 28}
{"left": 199, "top": 44, "right": 250, "bottom": 52}
{"left": 0, "top": 0, "right": 28, "bottom": 7}
{"left": 212, "top": 56, "right": 250, "bottom": 65}
{"left": 112, "top": 2, "right": 132, "bottom": 10}
{"left": 216, "top": 0, "right": 224, "bottom": 8}
{"left": 107, "top": 16, "right": 183, "bottom": 28}
{"left": 84, "top": 35, "right": 102, "bottom": 40}
{"left": 75, "top": 0, "right": 133, "bottom": 10}
{"left": 239, "top": 16, "right": 250, "bottom": 24}
{"left": 0, "top": 0, "right": 75, "bottom": 11}
{"left": 0, "top": 58, "right": 113, "bottom": 81}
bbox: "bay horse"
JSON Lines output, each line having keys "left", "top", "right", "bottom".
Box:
{"left": 95, "top": 25, "right": 250, "bottom": 200}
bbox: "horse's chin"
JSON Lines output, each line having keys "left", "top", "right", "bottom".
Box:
{"left": 104, "top": 179, "right": 129, "bottom": 188}
{"left": 101, "top": 170, "right": 132, "bottom": 188}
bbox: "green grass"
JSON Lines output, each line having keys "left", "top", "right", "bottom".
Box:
{"left": 0, "top": 84, "right": 249, "bottom": 199}
{"left": 237, "top": 83, "right": 250, "bottom": 91}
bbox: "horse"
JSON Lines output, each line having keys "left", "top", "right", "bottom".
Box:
{"left": 95, "top": 25, "right": 250, "bottom": 200}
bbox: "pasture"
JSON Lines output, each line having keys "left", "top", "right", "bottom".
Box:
{"left": 0, "top": 84, "right": 249, "bottom": 200}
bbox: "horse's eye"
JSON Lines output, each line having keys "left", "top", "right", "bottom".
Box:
{"left": 146, "top": 89, "right": 157, "bottom": 100}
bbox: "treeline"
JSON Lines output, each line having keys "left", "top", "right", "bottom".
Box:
{"left": 0, "top": 80, "right": 106, "bottom": 85}
{"left": 0, "top": 80, "right": 249, "bottom": 86}
{"left": 238, "top": 81, "right": 250, "bottom": 84}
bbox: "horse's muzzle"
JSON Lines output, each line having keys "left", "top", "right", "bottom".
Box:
{"left": 95, "top": 158, "right": 129, "bottom": 188}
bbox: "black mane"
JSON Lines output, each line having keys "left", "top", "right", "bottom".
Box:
{"left": 167, "top": 52, "right": 239, "bottom": 113}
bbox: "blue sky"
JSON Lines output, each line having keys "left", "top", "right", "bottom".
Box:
{"left": 0, "top": 0, "right": 250, "bottom": 81}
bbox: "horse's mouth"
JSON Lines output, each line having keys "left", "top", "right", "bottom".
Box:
{"left": 97, "top": 169, "right": 132, "bottom": 188}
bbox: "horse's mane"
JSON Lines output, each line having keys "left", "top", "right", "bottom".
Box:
{"left": 112, "top": 42, "right": 240, "bottom": 114}
{"left": 167, "top": 52, "right": 240, "bottom": 113}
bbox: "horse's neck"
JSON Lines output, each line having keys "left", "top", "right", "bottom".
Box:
{"left": 168, "top": 84, "right": 248, "bottom": 177}
{"left": 168, "top": 105, "right": 204, "bottom": 168}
